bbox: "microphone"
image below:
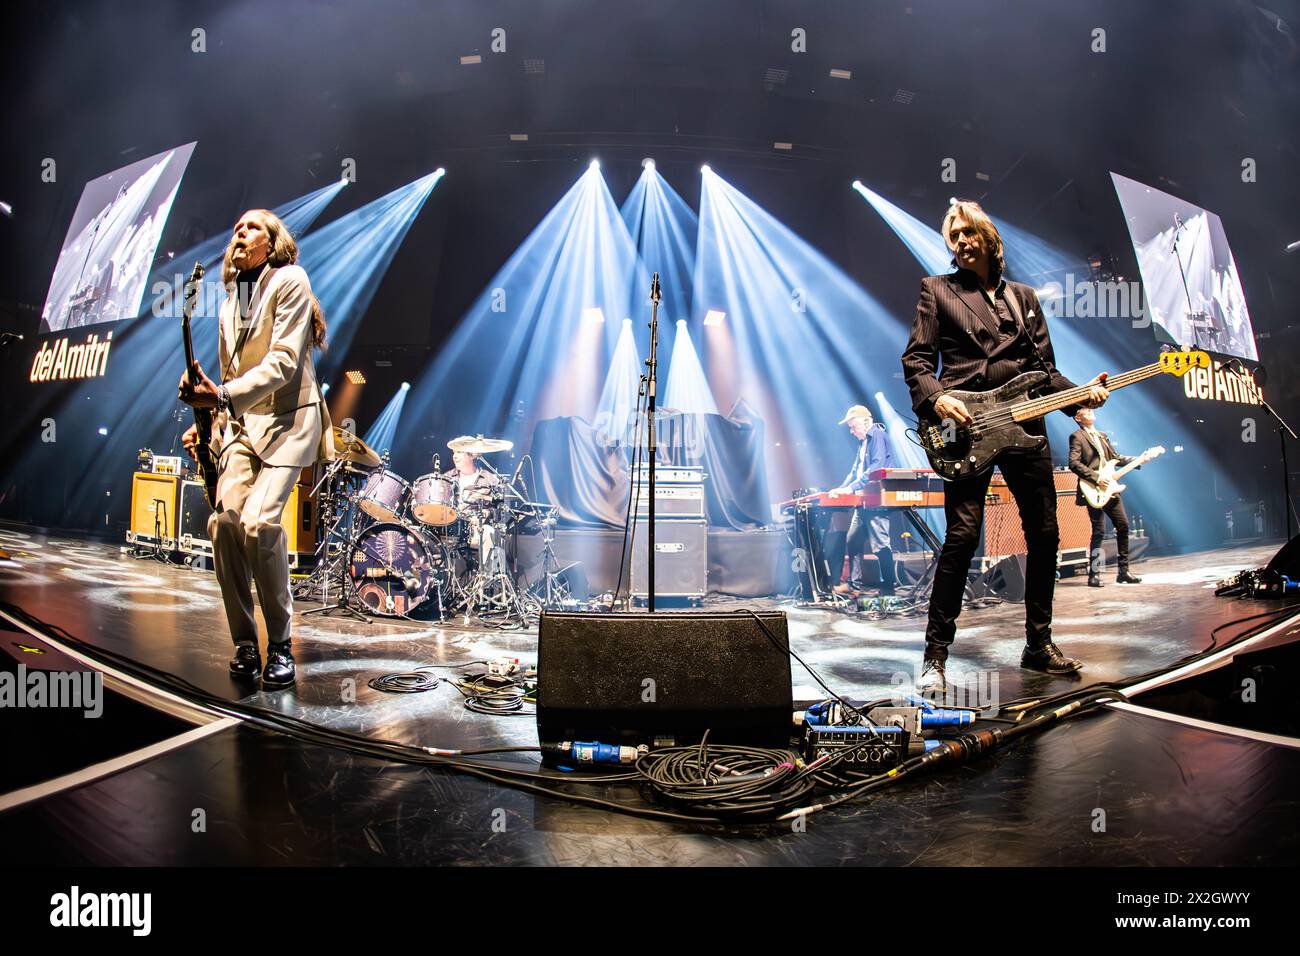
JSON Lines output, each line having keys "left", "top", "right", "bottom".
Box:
{"left": 650, "top": 272, "right": 661, "bottom": 304}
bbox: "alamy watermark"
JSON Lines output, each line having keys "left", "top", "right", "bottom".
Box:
{"left": 0, "top": 665, "right": 103, "bottom": 718}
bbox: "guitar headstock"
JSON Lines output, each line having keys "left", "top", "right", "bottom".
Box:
{"left": 181, "top": 260, "right": 205, "bottom": 320}
{"left": 1158, "top": 350, "right": 1210, "bottom": 377}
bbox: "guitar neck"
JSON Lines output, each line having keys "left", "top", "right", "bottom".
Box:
{"left": 1113, "top": 450, "right": 1156, "bottom": 480}
{"left": 1010, "top": 363, "right": 1163, "bottom": 423}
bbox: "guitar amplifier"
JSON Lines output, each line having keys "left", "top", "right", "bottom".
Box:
{"left": 176, "top": 471, "right": 318, "bottom": 566}
{"left": 630, "top": 519, "right": 707, "bottom": 598}
{"left": 632, "top": 483, "right": 706, "bottom": 519}
{"left": 983, "top": 469, "right": 1092, "bottom": 560}
{"left": 127, "top": 472, "right": 180, "bottom": 550}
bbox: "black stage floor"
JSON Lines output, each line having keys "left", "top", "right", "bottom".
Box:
{"left": 2, "top": 523, "right": 1298, "bottom": 866}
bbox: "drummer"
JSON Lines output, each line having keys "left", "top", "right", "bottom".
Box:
{"left": 441, "top": 439, "right": 501, "bottom": 504}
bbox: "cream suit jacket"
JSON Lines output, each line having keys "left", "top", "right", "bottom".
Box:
{"left": 213, "top": 265, "right": 334, "bottom": 468}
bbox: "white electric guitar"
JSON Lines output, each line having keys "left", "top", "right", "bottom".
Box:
{"left": 1079, "top": 445, "right": 1165, "bottom": 508}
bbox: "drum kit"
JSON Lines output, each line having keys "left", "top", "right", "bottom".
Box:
{"left": 295, "top": 428, "right": 573, "bottom": 625}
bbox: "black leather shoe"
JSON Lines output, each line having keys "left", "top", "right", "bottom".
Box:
{"left": 1021, "top": 641, "right": 1083, "bottom": 674}
{"left": 229, "top": 644, "right": 262, "bottom": 679}
{"left": 1087, "top": 575, "right": 1104, "bottom": 588}
{"left": 262, "top": 642, "right": 296, "bottom": 690}
{"left": 1116, "top": 572, "right": 1142, "bottom": 584}
{"left": 916, "top": 657, "right": 947, "bottom": 697}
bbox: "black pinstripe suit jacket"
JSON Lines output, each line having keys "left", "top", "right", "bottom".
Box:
{"left": 901, "top": 270, "right": 1079, "bottom": 418}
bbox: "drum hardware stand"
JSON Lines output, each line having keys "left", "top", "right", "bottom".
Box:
{"left": 300, "top": 460, "right": 371, "bottom": 622}
{"left": 528, "top": 507, "right": 574, "bottom": 608}
{"left": 456, "top": 518, "right": 529, "bottom": 624}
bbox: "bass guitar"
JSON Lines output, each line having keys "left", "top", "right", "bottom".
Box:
{"left": 179, "top": 261, "right": 219, "bottom": 507}
{"left": 916, "top": 350, "right": 1208, "bottom": 480}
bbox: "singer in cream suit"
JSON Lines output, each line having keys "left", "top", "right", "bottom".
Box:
{"left": 181, "top": 209, "right": 333, "bottom": 689}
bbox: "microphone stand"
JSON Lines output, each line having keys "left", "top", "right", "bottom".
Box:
{"left": 646, "top": 273, "right": 661, "bottom": 612}
{"left": 1225, "top": 360, "right": 1298, "bottom": 538}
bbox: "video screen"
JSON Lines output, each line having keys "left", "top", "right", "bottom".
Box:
{"left": 39, "top": 142, "right": 196, "bottom": 334}
{"left": 1111, "top": 171, "right": 1257, "bottom": 362}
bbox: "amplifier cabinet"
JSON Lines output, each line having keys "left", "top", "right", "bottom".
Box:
{"left": 984, "top": 468, "right": 1093, "bottom": 559}
{"left": 630, "top": 519, "right": 707, "bottom": 598}
{"left": 176, "top": 472, "right": 318, "bottom": 564}
{"left": 632, "top": 483, "right": 706, "bottom": 519}
{"left": 128, "top": 472, "right": 180, "bottom": 550}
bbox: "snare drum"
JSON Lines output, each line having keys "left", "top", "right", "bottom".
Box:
{"left": 357, "top": 468, "right": 409, "bottom": 523}
{"left": 409, "top": 473, "right": 458, "bottom": 526}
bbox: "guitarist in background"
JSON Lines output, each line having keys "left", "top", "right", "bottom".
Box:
{"left": 901, "top": 200, "right": 1110, "bottom": 693}
{"left": 178, "top": 210, "right": 333, "bottom": 690}
{"left": 1068, "top": 408, "right": 1142, "bottom": 588}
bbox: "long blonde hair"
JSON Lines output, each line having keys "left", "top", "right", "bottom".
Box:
{"left": 222, "top": 209, "right": 327, "bottom": 349}
{"left": 941, "top": 200, "right": 1006, "bottom": 282}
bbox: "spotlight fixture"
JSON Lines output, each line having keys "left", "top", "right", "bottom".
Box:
{"left": 435, "top": 168, "right": 446, "bottom": 177}
{"left": 852, "top": 180, "right": 863, "bottom": 191}
{"left": 773, "top": 142, "right": 793, "bottom": 151}
{"left": 510, "top": 133, "right": 529, "bottom": 142}
{"left": 97, "top": 427, "right": 108, "bottom": 436}
{"left": 701, "top": 164, "right": 711, "bottom": 174}
{"left": 321, "top": 383, "right": 331, "bottom": 395}
{"left": 581, "top": 307, "right": 605, "bottom": 324}
{"left": 829, "top": 68, "right": 852, "bottom": 80}
{"left": 642, "top": 158, "right": 655, "bottom": 169}
{"left": 401, "top": 381, "right": 410, "bottom": 391}
{"left": 703, "top": 309, "right": 726, "bottom": 327}
{"left": 460, "top": 54, "right": 482, "bottom": 65}
{"left": 346, "top": 370, "right": 367, "bottom": 385}
{"left": 589, "top": 159, "right": 600, "bottom": 170}
{"left": 0, "top": 200, "right": 12, "bottom": 217}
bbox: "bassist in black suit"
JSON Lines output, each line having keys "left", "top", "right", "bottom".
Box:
{"left": 901, "top": 201, "right": 1110, "bottom": 693}
{"left": 1068, "top": 408, "right": 1142, "bottom": 588}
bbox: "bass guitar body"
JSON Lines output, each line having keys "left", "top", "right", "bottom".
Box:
{"left": 916, "top": 371, "right": 1052, "bottom": 481}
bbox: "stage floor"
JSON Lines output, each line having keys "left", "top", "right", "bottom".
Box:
{"left": 2, "top": 523, "right": 1298, "bottom": 866}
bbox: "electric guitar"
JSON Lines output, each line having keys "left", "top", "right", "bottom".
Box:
{"left": 1079, "top": 445, "right": 1165, "bottom": 508}
{"left": 179, "top": 261, "right": 219, "bottom": 508}
{"left": 916, "top": 351, "right": 1209, "bottom": 481}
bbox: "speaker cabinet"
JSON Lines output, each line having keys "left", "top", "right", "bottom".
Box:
{"left": 630, "top": 519, "right": 707, "bottom": 598}
{"left": 536, "top": 610, "right": 793, "bottom": 755}
{"left": 128, "top": 472, "right": 179, "bottom": 549}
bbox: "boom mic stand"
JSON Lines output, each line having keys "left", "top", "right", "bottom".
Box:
{"left": 645, "top": 272, "right": 662, "bottom": 612}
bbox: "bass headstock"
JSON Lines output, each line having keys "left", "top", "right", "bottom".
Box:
{"left": 1158, "top": 350, "right": 1210, "bottom": 377}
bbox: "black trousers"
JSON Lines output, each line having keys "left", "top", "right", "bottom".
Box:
{"left": 924, "top": 445, "right": 1057, "bottom": 660}
{"left": 1087, "top": 496, "right": 1130, "bottom": 576}
{"left": 824, "top": 508, "right": 896, "bottom": 591}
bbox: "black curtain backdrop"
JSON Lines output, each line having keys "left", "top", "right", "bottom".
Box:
{"left": 529, "top": 408, "right": 771, "bottom": 530}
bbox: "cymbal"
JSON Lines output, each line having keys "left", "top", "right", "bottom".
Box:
{"left": 332, "top": 426, "right": 382, "bottom": 468}
{"left": 447, "top": 434, "right": 513, "bottom": 455}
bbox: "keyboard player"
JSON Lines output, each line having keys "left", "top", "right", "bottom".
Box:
{"left": 825, "top": 404, "right": 897, "bottom": 596}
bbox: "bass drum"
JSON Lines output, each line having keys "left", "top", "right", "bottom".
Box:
{"left": 409, "top": 473, "right": 458, "bottom": 526}
{"left": 348, "top": 523, "right": 443, "bottom": 617}
{"left": 357, "top": 468, "right": 409, "bottom": 523}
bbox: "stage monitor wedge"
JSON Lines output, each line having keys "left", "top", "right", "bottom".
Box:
{"left": 536, "top": 610, "right": 793, "bottom": 757}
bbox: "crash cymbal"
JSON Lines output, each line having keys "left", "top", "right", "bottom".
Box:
{"left": 332, "top": 426, "right": 382, "bottom": 468}
{"left": 447, "top": 434, "right": 514, "bottom": 455}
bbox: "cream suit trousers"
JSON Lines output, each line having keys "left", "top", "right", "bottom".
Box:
{"left": 207, "top": 437, "right": 300, "bottom": 647}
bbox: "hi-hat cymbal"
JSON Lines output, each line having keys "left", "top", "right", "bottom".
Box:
{"left": 447, "top": 434, "right": 513, "bottom": 455}
{"left": 332, "top": 426, "right": 382, "bottom": 468}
